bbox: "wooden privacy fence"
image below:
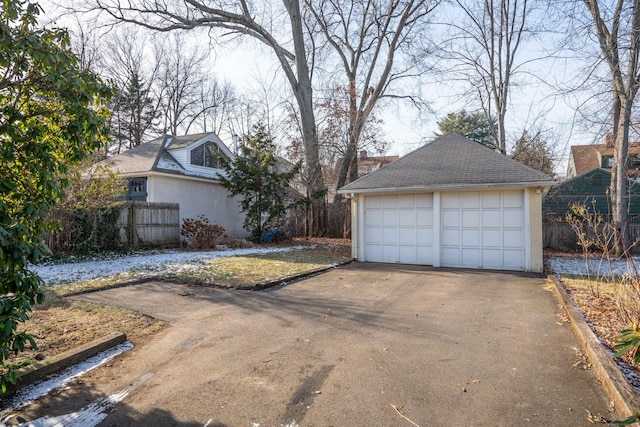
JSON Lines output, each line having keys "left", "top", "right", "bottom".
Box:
{"left": 544, "top": 217, "right": 640, "bottom": 253}
{"left": 118, "top": 202, "right": 180, "bottom": 248}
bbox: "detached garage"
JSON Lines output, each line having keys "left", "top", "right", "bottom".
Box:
{"left": 338, "top": 133, "right": 555, "bottom": 273}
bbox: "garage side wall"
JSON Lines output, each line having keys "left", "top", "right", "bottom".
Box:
{"left": 528, "top": 188, "right": 544, "bottom": 273}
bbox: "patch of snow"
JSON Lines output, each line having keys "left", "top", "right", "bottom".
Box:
{"left": 547, "top": 255, "right": 640, "bottom": 277}
{"left": 0, "top": 342, "right": 134, "bottom": 415}
{"left": 33, "top": 246, "right": 310, "bottom": 287}
{"left": 11, "top": 372, "right": 153, "bottom": 427}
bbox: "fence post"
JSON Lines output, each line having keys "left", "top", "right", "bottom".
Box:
{"left": 129, "top": 203, "right": 138, "bottom": 249}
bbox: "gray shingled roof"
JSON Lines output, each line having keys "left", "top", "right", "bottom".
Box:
{"left": 165, "top": 133, "right": 211, "bottom": 150}
{"left": 338, "top": 133, "right": 555, "bottom": 193}
{"left": 99, "top": 133, "right": 230, "bottom": 180}
{"left": 103, "top": 135, "right": 166, "bottom": 175}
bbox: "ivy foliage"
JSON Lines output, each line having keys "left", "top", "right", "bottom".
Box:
{"left": 0, "top": 0, "right": 111, "bottom": 392}
{"left": 217, "top": 124, "right": 302, "bottom": 242}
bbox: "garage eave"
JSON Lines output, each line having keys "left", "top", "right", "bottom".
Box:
{"left": 337, "top": 181, "right": 554, "bottom": 196}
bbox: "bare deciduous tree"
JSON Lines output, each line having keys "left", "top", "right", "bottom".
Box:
{"left": 89, "top": 0, "right": 327, "bottom": 235}
{"left": 307, "top": 0, "right": 437, "bottom": 198}
{"left": 444, "top": 0, "right": 545, "bottom": 154}
{"left": 583, "top": 0, "right": 640, "bottom": 253}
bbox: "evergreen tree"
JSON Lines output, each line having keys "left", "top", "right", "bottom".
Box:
{"left": 436, "top": 110, "right": 498, "bottom": 149}
{"left": 218, "top": 124, "right": 301, "bottom": 242}
{"left": 110, "top": 71, "right": 158, "bottom": 152}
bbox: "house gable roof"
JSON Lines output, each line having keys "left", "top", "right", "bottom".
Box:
{"left": 101, "top": 132, "right": 233, "bottom": 180}
{"left": 568, "top": 140, "right": 640, "bottom": 177}
{"left": 338, "top": 133, "right": 555, "bottom": 194}
{"left": 569, "top": 145, "right": 601, "bottom": 176}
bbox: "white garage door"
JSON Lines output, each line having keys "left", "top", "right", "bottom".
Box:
{"left": 441, "top": 191, "right": 525, "bottom": 270}
{"left": 364, "top": 194, "right": 433, "bottom": 264}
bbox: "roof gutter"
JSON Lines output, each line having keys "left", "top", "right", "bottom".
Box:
{"left": 337, "top": 180, "right": 556, "bottom": 196}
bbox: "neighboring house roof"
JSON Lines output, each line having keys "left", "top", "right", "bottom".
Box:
{"left": 102, "top": 133, "right": 234, "bottom": 180}
{"left": 567, "top": 138, "right": 640, "bottom": 178}
{"left": 338, "top": 133, "right": 555, "bottom": 194}
{"left": 357, "top": 151, "right": 399, "bottom": 176}
{"left": 568, "top": 145, "right": 601, "bottom": 177}
{"left": 543, "top": 168, "right": 640, "bottom": 216}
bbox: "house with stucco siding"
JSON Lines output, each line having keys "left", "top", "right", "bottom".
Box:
{"left": 101, "top": 132, "right": 246, "bottom": 237}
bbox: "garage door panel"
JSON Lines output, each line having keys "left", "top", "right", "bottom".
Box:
{"left": 398, "top": 195, "right": 415, "bottom": 208}
{"left": 365, "top": 196, "right": 382, "bottom": 208}
{"left": 442, "top": 210, "right": 460, "bottom": 227}
{"left": 416, "top": 194, "right": 433, "bottom": 208}
{"left": 482, "top": 250, "right": 501, "bottom": 267}
{"left": 416, "top": 228, "right": 432, "bottom": 245}
{"left": 367, "top": 210, "right": 382, "bottom": 226}
{"left": 503, "top": 250, "right": 524, "bottom": 268}
{"left": 482, "top": 229, "right": 501, "bottom": 247}
{"left": 383, "top": 196, "right": 398, "bottom": 208}
{"left": 462, "top": 248, "right": 479, "bottom": 267}
{"left": 382, "top": 245, "right": 399, "bottom": 262}
{"left": 382, "top": 227, "right": 398, "bottom": 244}
{"left": 441, "top": 190, "right": 525, "bottom": 271}
{"left": 482, "top": 210, "right": 500, "bottom": 227}
{"left": 503, "top": 230, "right": 523, "bottom": 247}
{"left": 416, "top": 246, "right": 433, "bottom": 264}
{"left": 442, "top": 229, "right": 459, "bottom": 245}
{"left": 383, "top": 210, "right": 398, "bottom": 224}
{"left": 399, "top": 228, "right": 416, "bottom": 244}
{"left": 441, "top": 193, "right": 459, "bottom": 208}
{"left": 503, "top": 210, "right": 523, "bottom": 227}
{"left": 366, "top": 245, "right": 382, "bottom": 260}
{"left": 399, "top": 246, "right": 417, "bottom": 263}
{"left": 364, "top": 194, "right": 433, "bottom": 265}
{"left": 503, "top": 191, "right": 524, "bottom": 208}
{"left": 417, "top": 210, "right": 433, "bottom": 226}
{"left": 462, "top": 229, "right": 480, "bottom": 246}
{"left": 462, "top": 210, "right": 480, "bottom": 227}
{"left": 483, "top": 192, "right": 501, "bottom": 208}
{"left": 461, "top": 193, "right": 480, "bottom": 208}
{"left": 399, "top": 210, "right": 416, "bottom": 225}
{"left": 442, "top": 247, "right": 460, "bottom": 265}
{"left": 365, "top": 226, "right": 381, "bottom": 243}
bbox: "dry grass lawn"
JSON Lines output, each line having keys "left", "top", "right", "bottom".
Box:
{"left": 7, "top": 239, "right": 352, "bottom": 369}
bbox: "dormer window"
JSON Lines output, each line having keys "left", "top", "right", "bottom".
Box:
{"left": 191, "top": 141, "right": 226, "bottom": 168}
{"left": 607, "top": 157, "right": 614, "bottom": 167}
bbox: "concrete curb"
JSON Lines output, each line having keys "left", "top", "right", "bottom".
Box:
{"left": 547, "top": 275, "right": 640, "bottom": 424}
{"left": 4, "top": 332, "right": 127, "bottom": 397}
{"left": 252, "top": 259, "right": 355, "bottom": 291}
{"left": 63, "top": 259, "right": 356, "bottom": 296}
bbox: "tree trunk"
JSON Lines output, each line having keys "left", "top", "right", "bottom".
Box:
{"left": 611, "top": 95, "right": 631, "bottom": 255}
{"left": 285, "top": 0, "right": 326, "bottom": 236}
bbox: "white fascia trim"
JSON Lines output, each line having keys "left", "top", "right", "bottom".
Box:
{"left": 337, "top": 181, "right": 555, "bottom": 195}
{"left": 117, "top": 170, "right": 222, "bottom": 184}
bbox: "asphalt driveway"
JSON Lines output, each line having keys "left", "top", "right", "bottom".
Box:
{"left": 11, "top": 263, "right": 611, "bottom": 426}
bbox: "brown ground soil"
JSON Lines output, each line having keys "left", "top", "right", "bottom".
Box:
{"left": 560, "top": 278, "right": 640, "bottom": 388}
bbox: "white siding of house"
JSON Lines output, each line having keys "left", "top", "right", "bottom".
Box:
{"left": 147, "top": 174, "right": 246, "bottom": 238}
{"left": 168, "top": 135, "right": 233, "bottom": 178}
